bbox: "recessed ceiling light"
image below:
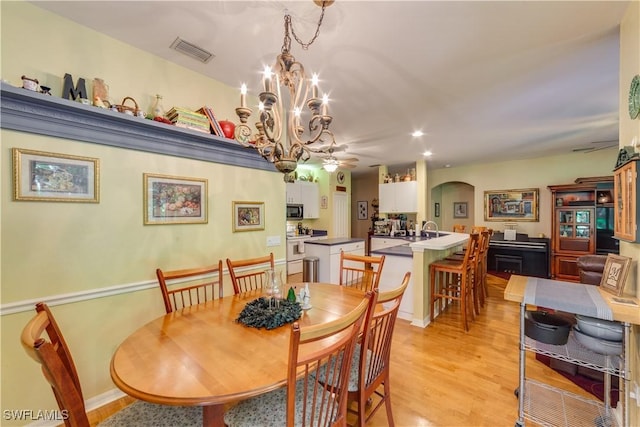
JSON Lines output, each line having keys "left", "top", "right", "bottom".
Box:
{"left": 445, "top": 164, "right": 451, "bottom": 168}
{"left": 412, "top": 130, "right": 424, "bottom": 137}
{"left": 423, "top": 150, "right": 432, "bottom": 157}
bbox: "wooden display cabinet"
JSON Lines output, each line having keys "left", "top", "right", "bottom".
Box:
{"left": 614, "top": 159, "right": 639, "bottom": 242}
{"left": 548, "top": 181, "right": 608, "bottom": 281}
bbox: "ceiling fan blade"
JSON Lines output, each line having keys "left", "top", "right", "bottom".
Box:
{"left": 339, "top": 163, "right": 356, "bottom": 169}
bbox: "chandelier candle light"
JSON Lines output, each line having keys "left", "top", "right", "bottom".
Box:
{"left": 235, "top": 2, "right": 335, "bottom": 175}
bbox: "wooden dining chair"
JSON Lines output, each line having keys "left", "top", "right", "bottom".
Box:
{"left": 223, "top": 293, "right": 374, "bottom": 427}
{"left": 348, "top": 272, "right": 411, "bottom": 427}
{"left": 21, "top": 302, "right": 202, "bottom": 427}
{"left": 156, "top": 260, "right": 224, "bottom": 313}
{"left": 226, "top": 253, "right": 275, "bottom": 295}
{"left": 339, "top": 251, "right": 385, "bottom": 292}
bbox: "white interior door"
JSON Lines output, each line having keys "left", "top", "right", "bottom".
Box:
{"left": 333, "top": 192, "right": 349, "bottom": 238}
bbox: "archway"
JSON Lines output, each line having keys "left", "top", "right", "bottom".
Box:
{"left": 430, "top": 181, "right": 475, "bottom": 232}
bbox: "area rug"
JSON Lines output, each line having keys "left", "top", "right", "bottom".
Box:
{"left": 535, "top": 354, "right": 619, "bottom": 406}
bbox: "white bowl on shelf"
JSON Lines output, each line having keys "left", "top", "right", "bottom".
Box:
{"left": 573, "top": 326, "right": 623, "bottom": 355}
{"left": 575, "top": 314, "right": 623, "bottom": 341}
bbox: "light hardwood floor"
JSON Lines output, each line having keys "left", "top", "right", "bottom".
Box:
{"left": 89, "top": 275, "right": 594, "bottom": 426}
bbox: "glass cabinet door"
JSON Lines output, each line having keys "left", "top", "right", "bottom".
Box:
{"left": 575, "top": 210, "right": 590, "bottom": 224}
{"left": 575, "top": 225, "right": 591, "bottom": 238}
{"left": 558, "top": 210, "right": 573, "bottom": 223}
{"left": 559, "top": 225, "right": 573, "bottom": 237}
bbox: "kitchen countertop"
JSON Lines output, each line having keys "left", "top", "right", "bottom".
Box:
{"left": 371, "top": 244, "right": 413, "bottom": 257}
{"left": 409, "top": 232, "right": 469, "bottom": 251}
{"left": 304, "top": 237, "right": 365, "bottom": 246}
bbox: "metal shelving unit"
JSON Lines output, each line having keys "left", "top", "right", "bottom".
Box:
{"left": 516, "top": 303, "right": 630, "bottom": 427}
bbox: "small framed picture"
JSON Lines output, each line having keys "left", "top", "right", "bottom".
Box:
{"left": 12, "top": 148, "right": 99, "bottom": 202}
{"left": 599, "top": 254, "right": 632, "bottom": 296}
{"left": 434, "top": 202, "right": 440, "bottom": 218}
{"left": 233, "top": 201, "right": 265, "bottom": 232}
{"left": 143, "top": 173, "right": 207, "bottom": 225}
{"left": 357, "top": 201, "right": 368, "bottom": 220}
{"left": 453, "top": 202, "right": 468, "bottom": 218}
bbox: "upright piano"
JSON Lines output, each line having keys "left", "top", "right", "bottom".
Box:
{"left": 488, "top": 232, "right": 550, "bottom": 278}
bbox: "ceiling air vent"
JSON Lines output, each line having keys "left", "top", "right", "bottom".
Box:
{"left": 170, "top": 37, "right": 214, "bottom": 64}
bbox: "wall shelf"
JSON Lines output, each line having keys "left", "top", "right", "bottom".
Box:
{"left": 0, "top": 82, "right": 275, "bottom": 172}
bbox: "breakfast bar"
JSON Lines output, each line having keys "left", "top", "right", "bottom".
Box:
{"left": 370, "top": 232, "right": 469, "bottom": 327}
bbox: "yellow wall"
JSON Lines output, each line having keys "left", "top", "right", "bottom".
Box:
{"left": 619, "top": 1, "right": 640, "bottom": 424}
{"left": 1, "top": 1, "right": 288, "bottom": 420}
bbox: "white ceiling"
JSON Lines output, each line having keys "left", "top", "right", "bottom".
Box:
{"left": 30, "top": 1, "right": 629, "bottom": 174}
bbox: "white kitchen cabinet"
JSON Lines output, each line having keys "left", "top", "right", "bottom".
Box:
{"left": 286, "top": 182, "right": 319, "bottom": 218}
{"left": 304, "top": 239, "right": 365, "bottom": 284}
{"left": 370, "top": 237, "right": 408, "bottom": 251}
{"left": 379, "top": 181, "right": 417, "bottom": 213}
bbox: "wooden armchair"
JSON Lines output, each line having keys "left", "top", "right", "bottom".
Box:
{"left": 156, "top": 260, "right": 224, "bottom": 313}
{"left": 226, "top": 253, "right": 275, "bottom": 295}
{"left": 339, "top": 252, "right": 385, "bottom": 292}
{"left": 223, "top": 293, "right": 374, "bottom": 427}
{"left": 21, "top": 303, "right": 201, "bottom": 427}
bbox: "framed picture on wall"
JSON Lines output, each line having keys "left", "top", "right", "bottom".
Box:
{"left": 484, "top": 188, "right": 539, "bottom": 222}
{"left": 143, "top": 173, "right": 207, "bottom": 224}
{"left": 12, "top": 148, "right": 100, "bottom": 202}
{"left": 233, "top": 201, "right": 265, "bottom": 232}
{"left": 434, "top": 202, "right": 440, "bottom": 217}
{"left": 453, "top": 202, "right": 468, "bottom": 218}
{"left": 357, "top": 201, "right": 368, "bottom": 220}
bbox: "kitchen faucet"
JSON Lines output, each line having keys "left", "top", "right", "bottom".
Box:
{"left": 422, "top": 220, "right": 439, "bottom": 237}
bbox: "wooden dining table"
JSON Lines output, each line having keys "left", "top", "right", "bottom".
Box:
{"left": 110, "top": 283, "right": 366, "bottom": 426}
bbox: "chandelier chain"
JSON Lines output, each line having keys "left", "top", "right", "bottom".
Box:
{"left": 285, "top": 1, "right": 328, "bottom": 51}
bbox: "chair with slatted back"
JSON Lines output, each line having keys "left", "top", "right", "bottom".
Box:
{"left": 452, "top": 224, "right": 466, "bottom": 233}
{"left": 156, "top": 260, "right": 224, "bottom": 313}
{"left": 339, "top": 252, "right": 385, "bottom": 291}
{"left": 430, "top": 233, "right": 480, "bottom": 331}
{"left": 226, "top": 253, "right": 275, "bottom": 295}
{"left": 476, "top": 229, "right": 493, "bottom": 305}
{"left": 223, "top": 292, "right": 374, "bottom": 427}
{"left": 21, "top": 302, "right": 201, "bottom": 427}
{"left": 348, "top": 272, "right": 410, "bottom": 427}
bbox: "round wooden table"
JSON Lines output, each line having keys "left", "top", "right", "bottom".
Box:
{"left": 110, "top": 283, "right": 365, "bottom": 426}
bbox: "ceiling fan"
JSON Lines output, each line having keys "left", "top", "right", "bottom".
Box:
{"left": 311, "top": 144, "right": 358, "bottom": 171}
{"left": 572, "top": 140, "right": 618, "bottom": 153}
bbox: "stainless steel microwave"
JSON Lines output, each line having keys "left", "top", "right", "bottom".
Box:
{"left": 286, "top": 204, "right": 303, "bottom": 219}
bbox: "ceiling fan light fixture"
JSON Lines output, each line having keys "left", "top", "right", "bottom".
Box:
{"left": 323, "top": 160, "right": 339, "bottom": 172}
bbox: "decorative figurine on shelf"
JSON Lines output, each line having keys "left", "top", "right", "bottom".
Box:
{"left": 21, "top": 75, "right": 39, "bottom": 91}
{"left": 39, "top": 86, "right": 52, "bottom": 96}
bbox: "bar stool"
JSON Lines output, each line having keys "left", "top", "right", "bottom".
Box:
{"left": 446, "top": 232, "right": 484, "bottom": 316}
{"left": 430, "top": 233, "right": 480, "bottom": 331}
{"left": 477, "top": 229, "right": 493, "bottom": 305}
{"left": 453, "top": 224, "right": 466, "bottom": 233}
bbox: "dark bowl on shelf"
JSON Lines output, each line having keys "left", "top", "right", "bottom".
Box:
{"left": 524, "top": 310, "right": 572, "bottom": 345}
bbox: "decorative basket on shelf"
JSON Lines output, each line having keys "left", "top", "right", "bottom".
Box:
{"left": 113, "top": 96, "right": 141, "bottom": 116}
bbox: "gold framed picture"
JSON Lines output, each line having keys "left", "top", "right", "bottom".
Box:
{"left": 12, "top": 148, "right": 99, "bottom": 202}
{"left": 233, "top": 201, "right": 265, "bottom": 232}
{"left": 599, "top": 254, "right": 632, "bottom": 296}
{"left": 143, "top": 173, "right": 207, "bottom": 225}
{"left": 484, "top": 188, "right": 539, "bottom": 222}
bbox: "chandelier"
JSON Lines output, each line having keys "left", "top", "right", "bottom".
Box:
{"left": 234, "top": 1, "right": 335, "bottom": 175}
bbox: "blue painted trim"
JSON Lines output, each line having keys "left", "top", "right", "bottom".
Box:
{"left": 0, "top": 82, "right": 277, "bottom": 172}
